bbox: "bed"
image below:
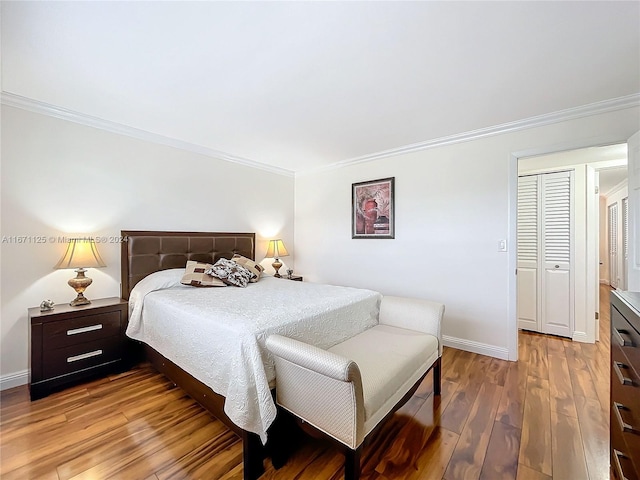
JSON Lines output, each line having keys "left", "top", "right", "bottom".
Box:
{"left": 120, "top": 230, "right": 381, "bottom": 479}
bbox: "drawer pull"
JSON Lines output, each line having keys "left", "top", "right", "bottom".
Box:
{"left": 614, "top": 361, "right": 634, "bottom": 386}
{"left": 614, "top": 402, "right": 640, "bottom": 435}
{"left": 614, "top": 328, "right": 634, "bottom": 347}
{"left": 67, "top": 350, "right": 103, "bottom": 363}
{"left": 67, "top": 324, "right": 103, "bottom": 336}
{"left": 613, "top": 449, "right": 631, "bottom": 480}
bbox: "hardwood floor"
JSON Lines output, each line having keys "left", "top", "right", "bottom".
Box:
{"left": 0, "top": 286, "right": 612, "bottom": 479}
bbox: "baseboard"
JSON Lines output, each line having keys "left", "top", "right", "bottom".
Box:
{"left": 572, "top": 331, "right": 595, "bottom": 343}
{"left": 0, "top": 370, "right": 29, "bottom": 391}
{"left": 442, "top": 335, "right": 510, "bottom": 360}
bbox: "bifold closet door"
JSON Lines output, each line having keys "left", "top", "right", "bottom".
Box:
{"left": 517, "top": 175, "right": 539, "bottom": 331}
{"left": 540, "top": 171, "right": 573, "bottom": 337}
{"left": 517, "top": 171, "right": 574, "bottom": 337}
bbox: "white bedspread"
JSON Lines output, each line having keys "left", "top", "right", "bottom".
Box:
{"left": 126, "top": 270, "right": 381, "bottom": 443}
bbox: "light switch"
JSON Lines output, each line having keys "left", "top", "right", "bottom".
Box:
{"left": 498, "top": 239, "right": 507, "bottom": 252}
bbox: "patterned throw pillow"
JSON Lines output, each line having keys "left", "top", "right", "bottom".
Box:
{"left": 231, "top": 254, "right": 264, "bottom": 282}
{"left": 206, "top": 258, "right": 253, "bottom": 288}
{"left": 181, "top": 261, "right": 226, "bottom": 287}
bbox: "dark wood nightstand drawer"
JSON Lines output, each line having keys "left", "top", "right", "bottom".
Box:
{"left": 43, "top": 311, "right": 122, "bottom": 350}
{"left": 43, "top": 335, "right": 123, "bottom": 379}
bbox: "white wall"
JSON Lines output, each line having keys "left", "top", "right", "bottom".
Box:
{"left": 294, "top": 107, "right": 640, "bottom": 360}
{"left": 628, "top": 131, "right": 640, "bottom": 291}
{"left": 0, "top": 106, "right": 295, "bottom": 388}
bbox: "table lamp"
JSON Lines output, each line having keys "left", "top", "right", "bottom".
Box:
{"left": 54, "top": 238, "right": 106, "bottom": 306}
{"left": 265, "top": 239, "right": 289, "bottom": 278}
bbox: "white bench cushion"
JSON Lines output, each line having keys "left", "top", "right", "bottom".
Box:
{"left": 328, "top": 324, "right": 439, "bottom": 435}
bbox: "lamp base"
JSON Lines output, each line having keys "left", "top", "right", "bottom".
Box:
{"left": 70, "top": 293, "right": 91, "bottom": 306}
{"left": 68, "top": 268, "right": 93, "bottom": 306}
{"left": 272, "top": 258, "right": 283, "bottom": 278}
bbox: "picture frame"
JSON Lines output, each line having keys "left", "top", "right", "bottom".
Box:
{"left": 352, "top": 177, "right": 395, "bottom": 239}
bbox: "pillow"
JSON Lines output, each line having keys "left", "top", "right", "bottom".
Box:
{"left": 181, "top": 260, "right": 226, "bottom": 287}
{"left": 231, "top": 254, "right": 264, "bottom": 282}
{"left": 206, "top": 258, "right": 253, "bottom": 288}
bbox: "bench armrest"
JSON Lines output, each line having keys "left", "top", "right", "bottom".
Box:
{"left": 379, "top": 296, "right": 444, "bottom": 355}
{"left": 266, "top": 334, "right": 365, "bottom": 448}
{"left": 266, "top": 334, "right": 361, "bottom": 382}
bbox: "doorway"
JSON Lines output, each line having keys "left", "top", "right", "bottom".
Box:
{"left": 515, "top": 144, "right": 628, "bottom": 346}
{"left": 602, "top": 169, "right": 630, "bottom": 290}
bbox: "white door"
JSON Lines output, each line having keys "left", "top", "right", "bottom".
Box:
{"left": 628, "top": 131, "right": 640, "bottom": 290}
{"left": 588, "top": 167, "right": 599, "bottom": 340}
{"left": 622, "top": 197, "right": 629, "bottom": 290}
{"left": 609, "top": 202, "right": 619, "bottom": 288}
{"left": 517, "top": 171, "right": 574, "bottom": 337}
{"left": 540, "top": 171, "right": 574, "bottom": 337}
{"left": 517, "top": 175, "right": 538, "bottom": 331}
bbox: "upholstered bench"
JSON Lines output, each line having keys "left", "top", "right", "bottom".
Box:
{"left": 266, "top": 295, "right": 444, "bottom": 480}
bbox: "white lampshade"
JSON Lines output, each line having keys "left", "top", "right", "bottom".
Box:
{"left": 54, "top": 238, "right": 106, "bottom": 270}
{"left": 265, "top": 239, "right": 289, "bottom": 259}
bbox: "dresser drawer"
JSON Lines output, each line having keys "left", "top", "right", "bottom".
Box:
{"left": 612, "top": 306, "right": 640, "bottom": 377}
{"left": 43, "top": 336, "right": 123, "bottom": 379}
{"left": 612, "top": 341, "right": 639, "bottom": 390}
{"left": 43, "top": 311, "right": 122, "bottom": 350}
{"left": 612, "top": 412, "right": 639, "bottom": 480}
{"left": 612, "top": 339, "right": 640, "bottom": 462}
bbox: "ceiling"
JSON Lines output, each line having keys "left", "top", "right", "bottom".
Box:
{"left": 2, "top": 1, "right": 639, "bottom": 174}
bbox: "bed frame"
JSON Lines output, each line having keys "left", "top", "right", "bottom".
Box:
{"left": 120, "top": 230, "right": 283, "bottom": 480}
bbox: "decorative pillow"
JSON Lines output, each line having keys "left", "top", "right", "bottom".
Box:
{"left": 181, "top": 261, "right": 226, "bottom": 287}
{"left": 231, "top": 254, "right": 264, "bottom": 282}
{"left": 206, "top": 258, "right": 253, "bottom": 288}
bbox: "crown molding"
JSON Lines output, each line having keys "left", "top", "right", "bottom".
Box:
{"left": 4, "top": 91, "right": 638, "bottom": 179}
{"left": 297, "top": 93, "right": 640, "bottom": 177}
{"left": 603, "top": 178, "right": 628, "bottom": 198}
{"left": 1, "top": 92, "right": 295, "bottom": 178}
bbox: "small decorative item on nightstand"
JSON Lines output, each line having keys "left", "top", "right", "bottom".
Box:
{"left": 287, "top": 275, "right": 303, "bottom": 282}
{"left": 39, "top": 299, "right": 55, "bottom": 312}
{"left": 286, "top": 269, "right": 293, "bottom": 279}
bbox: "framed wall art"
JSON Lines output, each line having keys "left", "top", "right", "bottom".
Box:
{"left": 352, "top": 177, "right": 395, "bottom": 239}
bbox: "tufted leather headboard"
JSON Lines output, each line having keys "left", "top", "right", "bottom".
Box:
{"left": 120, "top": 230, "right": 255, "bottom": 300}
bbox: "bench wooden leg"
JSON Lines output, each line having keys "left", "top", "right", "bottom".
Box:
{"left": 344, "top": 446, "right": 362, "bottom": 480}
{"left": 433, "top": 356, "right": 441, "bottom": 396}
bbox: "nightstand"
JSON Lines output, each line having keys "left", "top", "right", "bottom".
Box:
{"left": 286, "top": 275, "right": 303, "bottom": 282}
{"left": 28, "top": 297, "right": 129, "bottom": 400}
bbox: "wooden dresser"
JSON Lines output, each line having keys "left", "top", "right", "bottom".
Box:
{"left": 611, "top": 290, "right": 640, "bottom": 480}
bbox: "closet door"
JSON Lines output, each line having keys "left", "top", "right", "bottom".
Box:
{"left": 609, "top": 202, "right": 618, "bottom": 288}
{"left": 540, "top": 171, "right": 573, "bottom": 337}
{"left": 517, "top": 175, "right": 539, "bottom": 331}
{"left": 517, "top": 170, "right": 574, "bottom": 338}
